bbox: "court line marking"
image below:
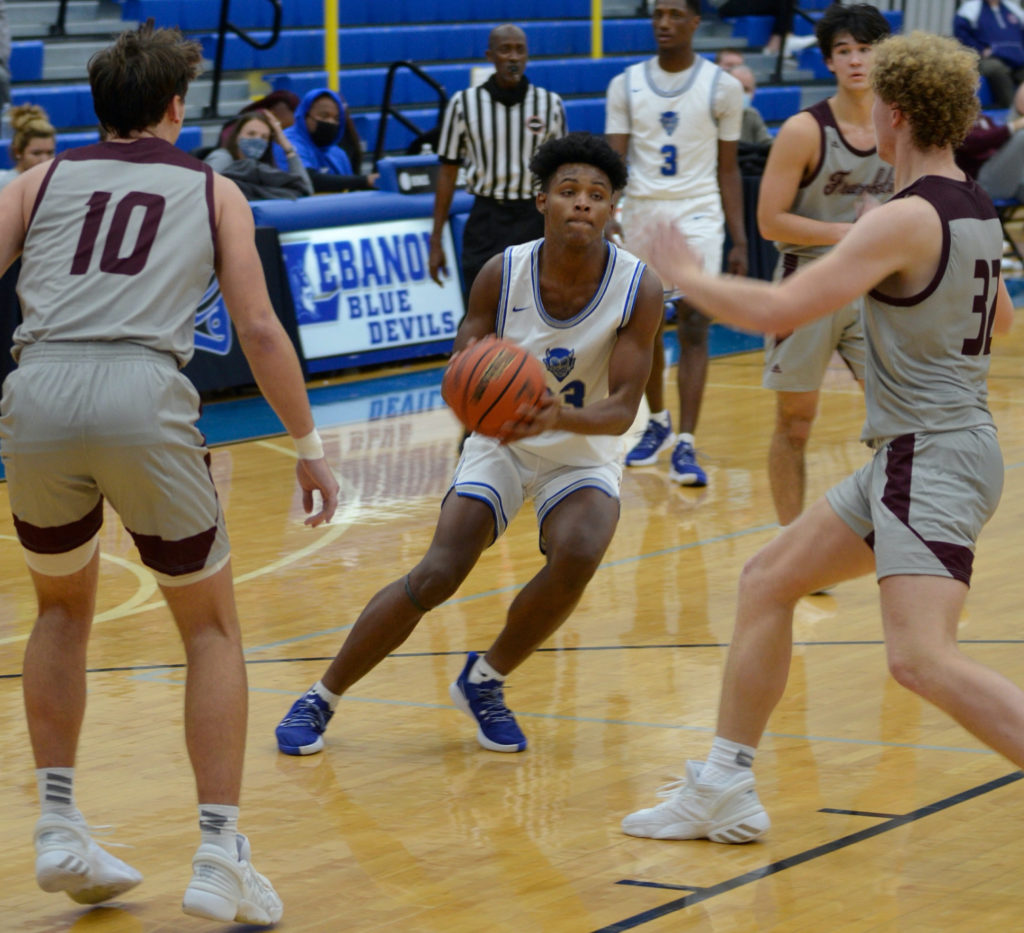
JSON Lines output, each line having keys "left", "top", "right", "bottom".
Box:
{"left": 105, "top": 668, "right": 994, "bottom": 758}
{"left": 0, "top": 456, "right": 361, "bottom": 640}
{"left": 595, "top": 771, "right": 1024, "bottom": 932}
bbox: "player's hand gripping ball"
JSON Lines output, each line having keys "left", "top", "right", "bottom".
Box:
{"left": 441, "top": 335, "right": 548, "bottom": 438}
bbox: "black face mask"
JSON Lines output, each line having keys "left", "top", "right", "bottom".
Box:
{"left": 310, "top": 120, "right": 339, "bottom": 147}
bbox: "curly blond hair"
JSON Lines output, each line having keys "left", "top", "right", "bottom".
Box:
{"left": 871, "top": 32, "right": 979, "bottom": 151}
{"left": 9, "top": 103, "right": 55, "bottom": 157}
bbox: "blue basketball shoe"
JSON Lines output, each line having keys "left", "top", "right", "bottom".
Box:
{"left": 449, "top": 652, "right": 527, "bottom": 752}
{"left": 275, "top": 689, "right": 333, "bottom": 756}
{"left": 624, "top": 416, "right": 676, "bottom": 466}
{"left": 669, "top": 439, "right": 707, "bottom": 486}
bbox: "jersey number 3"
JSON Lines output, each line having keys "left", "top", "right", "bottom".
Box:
{"left": 71, "top": 190, "right": 167, "bottom": 276}
{"left": 660, "top": 144, "right": 677, "bottom": 177}
{"left": 961, "top": 258, "right": 1000, "bottom": 356}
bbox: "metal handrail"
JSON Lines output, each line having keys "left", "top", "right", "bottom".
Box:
{"left": 770, "top": 0, "right": 819, "bottom": 84}
{"left": 49, "top": 0, "right": 69, "bottom": 36}
{"left": 202, "top": 0, "right": 283, "bottom": 119}
{"left": 371, "top": 60, "right": 449, "bottom": 168}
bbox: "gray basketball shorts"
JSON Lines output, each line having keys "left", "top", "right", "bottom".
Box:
{"left": 762, "top": 253, "right": 866, "bottom": 392}
{"left": 825, "top": 427, "right": 1003, "bottom": 585}
{"left": 0, "top": 342, "right": 229, "bottom": 583}
{"left": 450, "top": 433, "right": 621, "bottom": 553}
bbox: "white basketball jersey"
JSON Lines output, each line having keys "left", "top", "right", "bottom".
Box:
{"left": 494, "top": 239, "right": 646, "bottom": 466}
{"left": 605, "top": 57, "right": 742, "bottom": 201}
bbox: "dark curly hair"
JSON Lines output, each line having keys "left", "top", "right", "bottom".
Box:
{"left": 529, "top": 132, "right": 628, "bottom": 193}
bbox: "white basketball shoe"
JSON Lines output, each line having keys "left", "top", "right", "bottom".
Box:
{"left": 622, "top": 760, "right": 770, "bottom": 843}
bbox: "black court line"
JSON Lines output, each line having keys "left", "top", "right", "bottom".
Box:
{"left": 7, "top": 636, "right": 1024, "bottom": 680}
{"left": 596, "top": 771, "right": 1023, "bottom": 933}
{"left": 617, "top": 880, "right": 702, "bottom": 893}
{"left": 819, "top": 807, "right": 900, "bottom": 819}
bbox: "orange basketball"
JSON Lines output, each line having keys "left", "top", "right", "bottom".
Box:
{"left": 441, "top": 336, "right": 548, "bottom": 437}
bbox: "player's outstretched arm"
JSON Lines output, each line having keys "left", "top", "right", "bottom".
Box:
{"left": 212, "top": 174, "right": 339, "bottom": 525}
{"left": 644, "top": 196, "right": 929, "bottom": 335}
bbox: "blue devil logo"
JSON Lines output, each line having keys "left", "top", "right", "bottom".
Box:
{"left": 543, "top": 347, "right": 575, "bottom": 382}
{"left": 660, "top": 111, "right": 678, "bottom": 135}
{"left": 280, "top": 241, "right": 340, "bottom": 324}
{"left": 194, "top": 273, "right": 232, "bottom": 356}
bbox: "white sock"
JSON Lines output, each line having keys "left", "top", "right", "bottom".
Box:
{"left": 468, "top": 655, "right": 505, "bottom": 684}
{"left": 36, "top": 767, "right": 83, "bottom": 821}
{"left": 678, "top": 432, "right": 695, "bottom": 446}
{"left": 198, "top": 804, "right": 239, "bottom": 856}
{"left": 700, "top": 736, "right": 756, "bottom": 786}
{"left": 649, "top": 409, "right": 671, "bottom": 427}
{"left": 311, "top": 680, "right": 341, "bottom": 711}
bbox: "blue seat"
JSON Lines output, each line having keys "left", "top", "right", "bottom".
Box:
{"left": 11, "top": 41, "right": 44, "bottom": 83}
{"left": 604, "top": 19, "right": 659, "bottom": 55}
{"left": 750, "top": 86, "right": 801, "bottom": 123}
{"left": 563, "top": 98, "right": 605, "bottom": 135}
{"left": 11, "top": 84, "right": 93, "bottom": 129}
{"left": 724, "top": 15, "right": 774, "bottom": 49}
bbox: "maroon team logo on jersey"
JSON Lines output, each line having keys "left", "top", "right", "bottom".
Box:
{"left": 526, "top": 114, "right": 545, "bottom": 135}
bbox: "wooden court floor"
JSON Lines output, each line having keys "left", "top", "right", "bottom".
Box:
{"left": 3, "top": 326, "right": 1024, "bottom": 932}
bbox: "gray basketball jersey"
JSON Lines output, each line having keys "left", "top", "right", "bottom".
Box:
{"left": 861, "top": 175, "right": 1001, "bottom": 444}
{"left": 14, "top": 139, "right": 216, "bottom": 367}
{"left": 777, "top": 99, "right": 894, "bottom": 259}
{"left": 495, "top": 238, "right": 646, "bottom": 466}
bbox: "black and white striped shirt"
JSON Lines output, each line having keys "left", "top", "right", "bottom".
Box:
{"left": 437, "top": 76, "right": 567, "bottom": 201}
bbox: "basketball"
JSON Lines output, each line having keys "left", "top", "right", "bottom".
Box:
{"left": 441, "top": 335, "right": 548, "bottom": 437}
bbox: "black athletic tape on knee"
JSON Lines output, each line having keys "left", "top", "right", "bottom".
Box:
{"left": 404, "top": 575, "right": 429, "bottom": 614}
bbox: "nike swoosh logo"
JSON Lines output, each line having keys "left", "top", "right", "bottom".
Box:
{"left": 511, "top": 305, "right": 530, "bottom": 312}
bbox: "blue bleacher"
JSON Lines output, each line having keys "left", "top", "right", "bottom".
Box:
{"left": 11, "top": 42, "right": 44, "bottom": 83}
{"left": 11, "top": 84, "right": 94, "bottom": 129}
{"left": 120, "top": 0, "right": 324, "bottom": 30}
{"left": 265, "top": 56, "right": 649, "bottom": 113}
{"left": 202, "top": 20, "right": 660, "bottom": 71}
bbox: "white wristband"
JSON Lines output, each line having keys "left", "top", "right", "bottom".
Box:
{"left": 294, "top": 429, "right": 324, "bottom": 460}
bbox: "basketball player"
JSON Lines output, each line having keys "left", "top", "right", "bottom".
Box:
{"left": 605, "top": 0, "right": 747, "bottom": 486}
{"left": 276, "top": 132, "right": 664, "bottom": 756}
{"left": 759, "top": 3, "right": 892, "bottom": 527}
{"left": 0, "top": 24, "right": 338, "bottom": 923}
{"left": 622, "top": 32, "right": 1020, "bottom": 843}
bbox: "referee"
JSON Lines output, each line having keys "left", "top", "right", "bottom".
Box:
{"left": 428, "top": 23, "right": 567, "bottom": 298}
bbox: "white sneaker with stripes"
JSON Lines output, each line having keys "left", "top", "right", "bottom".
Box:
{"left": 622, "top": 760, "right": 770, "bottom": 843}
{"left": 34, "top": 813, "right": 142, "bottom": 904}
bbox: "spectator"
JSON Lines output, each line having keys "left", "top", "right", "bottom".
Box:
{"left": 217, "top": 88, "right": 300, "bottom": 148}
{"left": 239, "top": 89, "right": 299, "bottom": 129}
{"left": 955, "top": 81, "right": 1024, "bottom": 201}
{"left": 954, "top": 0, "right": 1024, "bottom": 108}
{"left": 728, "top": 64, "right": 773, "bottom": 145}
{"left": 276, "top": 87, "right": 377, "bottom": 193}
{"left": 715, "top": 47, "right": 747, "bottom": 71}
{"left": 205, "top": 110, "right": 312, "bottom": 200}
{"left": 0, "top": 104, "right": 55, "bottom": 190}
